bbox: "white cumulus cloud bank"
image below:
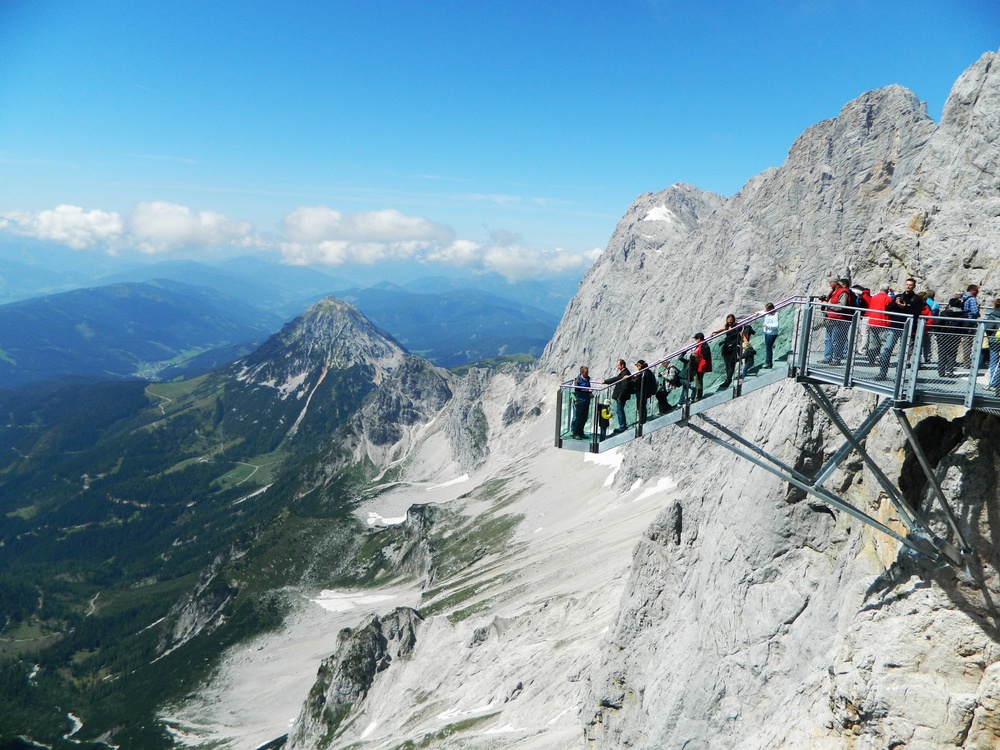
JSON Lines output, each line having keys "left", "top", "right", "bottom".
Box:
{"left": 0, "top": 202, "right": 255, "bottom": 254}
{"left": 127, "top": 201, "right": 254, "bottom": 254}
{"left": 1, "top": 203, "right": 601, "bottom": 280}
{"left": 0, "top": 205, "right": 123, "bottom": 250}
{"left": 280, "top": 206, "right": 599, "bottom": 281}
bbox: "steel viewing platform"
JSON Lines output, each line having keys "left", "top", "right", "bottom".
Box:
{"left": 556, "top": 297, "right": 1000, "bottom": 566}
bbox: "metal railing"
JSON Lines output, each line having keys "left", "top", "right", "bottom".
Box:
{"left": 557, "top": 297, "right": 1000, "bottom": 453}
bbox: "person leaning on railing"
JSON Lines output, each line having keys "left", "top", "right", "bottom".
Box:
{"left": 864, "top": 285, "right": 893, "bottom": 366}
{"left": 601, "top": 359, "right": 632, "bottom": 434}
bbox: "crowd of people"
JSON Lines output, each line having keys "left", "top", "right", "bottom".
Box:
{"left": 818, "top": 277, "right": 1000, "bottom": 387}
{"left": 569, "top": 300, "right": 782, "bottom": 440}
{"left": 567, "top": 277, "right": 1000, "bottom": 442}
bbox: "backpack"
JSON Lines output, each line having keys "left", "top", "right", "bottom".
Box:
{"left": 663, "top": 365, "right": 681, "bottom": 387}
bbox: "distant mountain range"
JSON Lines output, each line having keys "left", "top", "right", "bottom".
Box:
{"left": 0, "top": 279, "right": 281, "bottom": 388}
{"left": 335, "top": 285, "right": 558, "bottom": 367}
{"left": 0, "top": 251, "right": 564, "bottom": 386}
{"left": 0, "top": 242, "right": 579, "bottom": 318}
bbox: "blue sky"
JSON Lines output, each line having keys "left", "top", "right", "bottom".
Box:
{"left": 0, "top": 0, "right": 997, "bottom": 281}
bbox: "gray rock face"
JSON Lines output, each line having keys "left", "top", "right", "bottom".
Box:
{"left": 287, "top": 607, "right": 423, "bottom": 749}
{"left": 574, "top": 50, "right": 1000, "bottom": 749}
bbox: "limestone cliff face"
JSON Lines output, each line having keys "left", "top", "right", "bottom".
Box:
{"left": 577, "top": 50, "right": 1000, "bottom": 749}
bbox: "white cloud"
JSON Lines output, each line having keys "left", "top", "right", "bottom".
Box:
{"left": 127, "top": 201, "right": 254, "bottom": 254}
{"left": 0, "top": 201, "right": 602, "bottom": 281}
{"left": 0, "top": 202, "right": 257, "bottom": 255}
{"left": 278, "top": 207, "right": 599, "bottom": 280}
{"left": 283, "top": 206, "right": 451, "bottom": 244}
{"left": 1, "top": 205, "right": 123, "bottom": 249}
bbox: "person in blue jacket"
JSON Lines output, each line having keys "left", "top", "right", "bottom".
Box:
{"left": 571, "top": 366, "right": 592, "bottom": 439}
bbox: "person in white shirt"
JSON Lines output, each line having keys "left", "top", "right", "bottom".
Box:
{"left": 762, "top": 302, "right": 779, "bottom": 368}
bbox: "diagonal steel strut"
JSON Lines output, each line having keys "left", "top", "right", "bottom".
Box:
{"left": 893, "top": 409, "right": 972, "bottom": 558}
{"left": 683, "top": 415, "right": 927, "bottom": 556}
{"left": 802, "top": 384, "right": 963, "bottom": 565}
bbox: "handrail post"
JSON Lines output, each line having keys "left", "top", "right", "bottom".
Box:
{"left": 843, "top": 311, "right": 860, "bottom": 387}
{"left": 892, "top": 318, "right": 913, "bottom": 399}
{"left": 906, "top": 318, "right": 926, "bottom": 404}
{"left": 965, "top": 321, "right": 987, "bottom": 408}
{"left": 554, "top": 387, "right": 564, "bottom": 448}
{"left": 796, "top": 302, "right": 815, "bottom": 376}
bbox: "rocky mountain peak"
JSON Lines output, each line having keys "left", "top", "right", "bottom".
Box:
{"left": 236, "top": 296, "right": 407, "bottom": 390}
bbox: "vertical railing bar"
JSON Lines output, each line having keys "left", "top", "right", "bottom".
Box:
{"left": 844, "top": 312, "right": 859, "bottom": 387}
{"left": 965, "top": 322, "right": 987, "bottom": 408}
{"left": 555, "top": 386, "right": 564, "bottom": 448}
{"left": 907, "top": 318, "right": 926, "bottom": 404}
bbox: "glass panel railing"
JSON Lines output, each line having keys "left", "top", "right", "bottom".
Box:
{"left": 556, "top": 296, "right": 803, "bottom": 448}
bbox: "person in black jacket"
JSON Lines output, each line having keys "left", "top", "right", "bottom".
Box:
{"left": 571, "top": 366, "right": 592, "bottom": 439}
{"left": 936, "top": 298, "right": 973, "bottom": 377}
{"left": 630, "top": 359, "right": 657, "bottom": 424}
{"left": 877, "top": 278, "right": 922, "bottom": 380}
{"left": 601, "top": 359, "right": 632, "bottom": 433}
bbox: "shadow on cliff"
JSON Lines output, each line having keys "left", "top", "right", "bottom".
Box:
{"left": 863, "top": 410, "right": 1000, "bottom": 643}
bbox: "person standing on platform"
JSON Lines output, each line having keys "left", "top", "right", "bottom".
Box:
{"left": 877, "top": 278, "right": 922, "bottom": 380}
{"left": 571, "top": 366, "right": 592, "bottom": 439}
{"left": 689, "top": 332, "right": 712, "bottom": 401}
{"left": 762, "top": 303, "right": 779, "bottom": 368}
{"left": 960, "top": 284, "right": 981, "bottom": 366}
{"left": 601, "top": 359, "right": 632, "bottom": 434}
{"left": 631, "top": 359, "right": 657, "bottom": 424}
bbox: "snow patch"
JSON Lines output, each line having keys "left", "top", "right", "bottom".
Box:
{"left": 641, "top": 205, "right": 674, "bottom": 222}
{"left": 311, "top": 591, "right": 398, "bottom": 613}
{"left": 635, "top": 476, "right": 677, "bottom": 502}
{"left": 366, "top": 511, "right": 407, "bottom": 527}
{"left": 277, "top": 371, "right": 308, "bottom": 399}
{"left": 437, "top": 703, "right": 498, "bottom": 722}
{"left": 426, "top": 474, "right": 469, "bottom": 490}
{"left": 584, "top": 448, "right": 622, "bottom": 486}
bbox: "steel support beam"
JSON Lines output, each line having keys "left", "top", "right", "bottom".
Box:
{"left": 893, "top": 408, "right": 972, "bottom": 559}
{"left": 682, "top": 416, "right": 928, "bottom": 556}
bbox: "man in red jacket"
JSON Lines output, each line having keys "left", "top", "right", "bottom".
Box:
{"left": 864, "top": 285, "right": 893, "bottom": 365}
{"left": 821, "top": 278, "right": 851, "bottom": 364}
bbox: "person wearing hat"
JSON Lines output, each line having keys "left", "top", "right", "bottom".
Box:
{"left": 630, "top": 359, "right": 657, "bottom": 424}
{"left": 689, "top": 332, "right": 712, "bottom": 401}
